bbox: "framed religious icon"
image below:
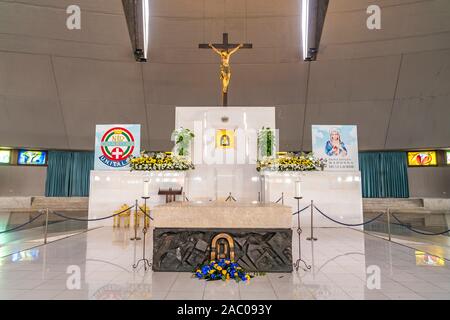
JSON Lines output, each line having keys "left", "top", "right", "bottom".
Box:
{"left": 407, "top": 151, "right": 437, "bottom": 167}
{"left": 216, "top": 129, "right": 235, "bottom": 149}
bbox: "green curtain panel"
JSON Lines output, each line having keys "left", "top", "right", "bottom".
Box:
{"left": 359, "top": 152, "right": 409, "bottom": 198}
{"left": 45, "top": 151, "right": 94, "bottom": 197}
{"left": 45, "top": 151, "right": 72, "bottom": 197}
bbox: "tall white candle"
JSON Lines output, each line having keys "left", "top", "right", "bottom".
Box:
{"left": 143, "top": 178, "right": 150, "bottom": 198}
{"left": 295, "top": 180, "right": 302, "bottom": 198}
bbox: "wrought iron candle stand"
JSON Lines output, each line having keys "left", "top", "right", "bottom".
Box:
{"left": 293, "top": 196, "right": 311, "bottom": 272}
{"left": 133, "top": 196, "right": 152, "bottom": 271}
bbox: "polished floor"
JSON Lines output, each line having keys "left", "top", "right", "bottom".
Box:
{"left": 0, "top": 227, "right": 449, "bottom": 300}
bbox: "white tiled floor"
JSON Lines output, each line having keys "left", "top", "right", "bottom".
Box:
{"left": 0, "top": 227, "right": 449, "bottom": 300}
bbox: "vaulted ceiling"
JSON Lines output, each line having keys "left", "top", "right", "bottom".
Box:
{"left": 0, "top": 0, "right": 449, "bottom": 151}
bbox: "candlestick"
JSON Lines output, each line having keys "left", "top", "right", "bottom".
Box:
{"left": 143, "top": 177, "right": 150, "bottom": 198}
{"left": 295, "top": 180, "right": 302, "bottom": 198}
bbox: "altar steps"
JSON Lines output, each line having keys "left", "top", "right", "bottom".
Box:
{"left": 1, "top": 197, "right": 89, "bottom": 231}
{"left": 31, "top": 196, "right": 88, "bottom": 210}
{"left": 363, "top": 198, "right": 450, "bottom": 230}
{"left": 363, "top": 198, "right": 424, "bottom": 210}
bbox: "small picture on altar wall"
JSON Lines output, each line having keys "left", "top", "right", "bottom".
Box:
{"left": 216, "top": 129, "right": 235, "bottom": 149}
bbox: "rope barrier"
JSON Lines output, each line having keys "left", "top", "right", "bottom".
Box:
{"left": 314, "top": 205, "right": 384, "bottom": 227}
{"left": 292, "top": 205, "right": 311, "bottom": 216}
{"left": 9, "top": 199, "right": 446, "bottom": 240}
{"left": 0, "top": 212, "right": 45, "bottom": 234}
{"left": 391, "top": 213, "right": 450, "bottom": 236}
{"left": 138, "top": 206, "right": 154, "bottom": 221}
{"left": 52, "top": 205, "right": 136, "bottom": 222}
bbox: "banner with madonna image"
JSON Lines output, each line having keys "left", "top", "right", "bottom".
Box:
{"left": 311, "top": 125, "right": 359, "bottom": 171}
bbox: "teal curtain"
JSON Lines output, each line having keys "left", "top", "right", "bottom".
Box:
{"left": 45, "top": 151, "right": 72, "bottom": 197}
{"left": 45, "top": 151, "right": 94, "bottom": 197}
{"left": 359, "top": 152, "right": 409, "bottom": 198}
{"left": 69, "top": 152, "right": 94, "bottom": 196}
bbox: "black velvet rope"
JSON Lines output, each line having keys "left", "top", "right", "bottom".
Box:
{"left": 52, "top": 205, "right": 136, "bottom": 222}
{"left": 138, "top": 206, "right": 154, "bottom": 221}
{"left": 314, "top": 205, "right": 384, "bottom": 227}
{"left": 0, "top": 212, "right": 45, "bottom": 234}
{"left": 391, "top": 213, "right": 450, "bottom": 236}
{"left": 292, "top": 205, "right": 311, "bottom": 216}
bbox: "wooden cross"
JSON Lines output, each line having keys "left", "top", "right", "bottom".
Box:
{"left": 199, "top": 33, "right": 252, "bottom": 106}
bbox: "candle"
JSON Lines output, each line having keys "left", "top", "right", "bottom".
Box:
{"left": 143, "top": 178, "right": 150, "bottom": 198}
{"left": 295, "top": 180, "right": 302, "bottom": 198}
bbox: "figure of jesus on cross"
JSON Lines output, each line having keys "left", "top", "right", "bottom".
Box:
{"left": 209, "top": 43, "right": 243, "bottom": 95}
{"left": 199, "top": 33, "right": 252, "bottom": 106}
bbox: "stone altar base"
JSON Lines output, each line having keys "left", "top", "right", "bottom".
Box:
{"left": 153, "top": 228, "right": 292, "bottom": 272}
{"left": 151, "top": 201, "right": 292, "bottom": 272}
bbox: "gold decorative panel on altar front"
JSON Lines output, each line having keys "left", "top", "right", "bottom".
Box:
{"left": 210, "top": 233, "right": 235, "bottom": 261}
{"left": 215, "top": 129, "right": 235, "bottom": 149}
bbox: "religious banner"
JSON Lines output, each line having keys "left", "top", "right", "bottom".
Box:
{"left": 94, "top": 124, "right": 141, "bottom": 170}
{"left": 311, "top": 125, "right": 359, "bottom": 171}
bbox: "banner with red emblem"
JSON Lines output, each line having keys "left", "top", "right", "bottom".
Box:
{"left": 94, "top": 124, "right": 141, "bottom": 170}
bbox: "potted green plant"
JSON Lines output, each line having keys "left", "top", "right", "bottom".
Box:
{"left": 258, "top": 127, "right": 276, "bottom": 159}
{"left": 171, "top": 127, "right": 195, "bottom": 157}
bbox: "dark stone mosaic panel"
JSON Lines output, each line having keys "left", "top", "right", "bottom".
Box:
{"left": 153, "top": 228, "right": 292, "bottom": 272}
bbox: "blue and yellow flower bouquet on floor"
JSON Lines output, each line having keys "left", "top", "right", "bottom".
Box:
{"left": 194, "top": 259, "right": 253, "bottom": 282}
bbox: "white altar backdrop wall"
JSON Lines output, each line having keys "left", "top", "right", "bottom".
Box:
{"left": 176, "top": 107, "right": 275, "bottom": 202}
{"left": 262, "top": 171, "right": 363, "bottom": 228}
{"left": 88, "top": 170, "right": 185, "bottom": 228}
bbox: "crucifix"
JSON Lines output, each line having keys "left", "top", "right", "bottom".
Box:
{"left": 199, "top": 33, "right": 252, "bottom": 106}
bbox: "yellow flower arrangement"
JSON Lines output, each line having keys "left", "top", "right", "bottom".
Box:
{"left": 256, "top": 152, "right": 326, "bottom": 172}
{"left": 129, "top": 151, "right": 194, "bottom": 171}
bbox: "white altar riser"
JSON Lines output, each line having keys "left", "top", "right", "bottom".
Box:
{"left": 88, "top": 169, "right": 363, "bottom": 229}
{"left": 261, "top": 171, "right": 363, "bottom": 228}
{"left": 87, "top": 168, "right": 261, "bottom": 228}
{"left": 88, "top": 170, "right": 185, "bottom": 228}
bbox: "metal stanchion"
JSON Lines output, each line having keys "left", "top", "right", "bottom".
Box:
{"left": 258, "top": 192, "right": 261, "bottom": 203}
{"left": 225, "top": 192, "right": 236, "bottom": 202}
{"left": 386, "top": 207, "right": 391, "bottom": 241}
{"left": 44, "top": 208, "right": 49, "bottom": 244}
{"left": 310, "top": 236, "right": 316, "bottom": 278}
{"left": 275, "top": 193, "right": 284, "bottom": 204}
{"left": 130, "top": 200, "right": 141, "bottom": 241}
{"left": 133, "top": 197, "right": 152, "bottom": 271}
{"left": 306, "top": 200, "right": 317, "bottom": 241}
